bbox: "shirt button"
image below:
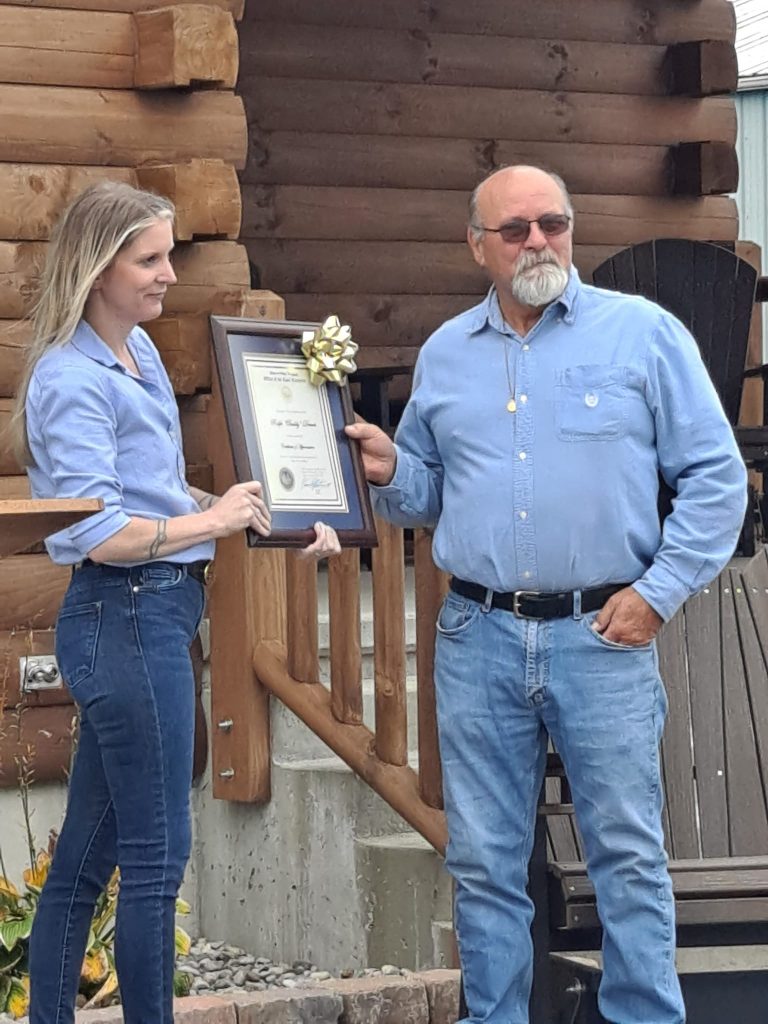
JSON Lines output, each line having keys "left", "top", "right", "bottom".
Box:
{"left": 519, "top": 510, "right": 528, "bottom": 520}
{"left": 523, "top": 571, "right": 533, "bottom": 580}
{"left": 519, "top": 394, "right": 528, "bottom": 404}
{"left": 519, "top": 452, "right": 527, "bottom": 460}
{"left": 522, "top": 344, "right": 530, "bottom": 351}
{"left": 585, "top": 392, "right": 599, "bottom": 408}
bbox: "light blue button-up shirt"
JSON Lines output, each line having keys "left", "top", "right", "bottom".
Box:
{"left": 26, "top": 319, "right": 215, "bottom": 566}
{"left": 372, "top": 270, "right": 747, "bottom": 621}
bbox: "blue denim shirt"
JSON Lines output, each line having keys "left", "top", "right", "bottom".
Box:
{"left": 372, "top": 270, "right": 747, "bottom": 621}
{"left": 26, "top": 319, "right": 215, "bottom": 565}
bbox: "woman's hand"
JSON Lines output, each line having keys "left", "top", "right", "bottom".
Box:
{"left": 206, "top": 481, "right": 271, "bottom": 539}
{"left": 296, "top": 521, "right": 342, "bottom": 560}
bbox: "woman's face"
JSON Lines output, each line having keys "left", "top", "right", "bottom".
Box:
{"left": 91, "top": 218, "right": 176, "bottom": 326}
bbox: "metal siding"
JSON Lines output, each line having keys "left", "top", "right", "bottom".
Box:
{"left": 735, "top": 89, "right": 768, "bottom": 357}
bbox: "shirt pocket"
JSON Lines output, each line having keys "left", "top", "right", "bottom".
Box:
{"left": 555, "top": 365, "right": 630, "bottom": 441}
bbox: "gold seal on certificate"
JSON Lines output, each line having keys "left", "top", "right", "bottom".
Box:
{"left": 210, "top": 317, "right": 377, "bottom": 549}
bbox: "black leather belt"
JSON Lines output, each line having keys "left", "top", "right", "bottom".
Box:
{"left": 79, "top": 558, "right": 214, "bottom": 586}
{"left": 450, "top": 578, "right": 629, "bottom": 620}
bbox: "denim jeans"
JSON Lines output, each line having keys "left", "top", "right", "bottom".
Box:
{"left": 29, "top": 561, "right": 205, "bottom": 1024}
{"left": 434, "top": 591, "right": 685, "bottom": 1024}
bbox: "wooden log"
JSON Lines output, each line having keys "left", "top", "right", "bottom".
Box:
{"left": 245, "top": 130, "right": 678, "bottom": 195}
{"left": 285, "top": 558, "right": 319, "bottom": 683}
{"left": 0, "top": 165, "right": 134, "bottom": 243}
{"left": 0, "top": 162, "right": 241, "bottom": 243}
{"left": 245, "top": 240, "right": 630, "bottom": 295}
{"left": 134, "top": 5, "right": 238, "bottom": 90}
{"left": 413, "top": 530, "right": 448, "bottom": 810}
{"left": 244, "top": 78, "right": 736, "bottom": 148}
{"left": 1, "top": 628, "right": 73, "bottom": 709}
{"left": 0, "top": 6, "right": 134, "bottom": 89}
{"left": 0, "top": 85, "right": 246, "bottom": 168}
{"left": 0, "top": 0, "right": 243, "bottom": 15}
{"left": 245, "top": 0, "right": 735, "bottom": 46}
{"left": 0, "top": 320, "right": 31, "bottom": 398}
{"left": 664, "top": 40, "right": 738, "bottom": 97}
{"left": 144, "top": 289, "right": 284, "bottom": 392}
{"left": 135, "top": 161, "right": 241, "bottom": 241}
{"left": 241, "top": 22, "right": 672, "bottom": 96}
{"left": 0, "top": 556, "right": 70, "bottom": 631}
{"left": 371, "top": 518, "right": 407, "bottom": 767}
{"left": 207, "top": 355, "right": 283, "bottom": 803}
{"left": 0, "top": 704, "right": 77, "bottom": 789}
{"left": 671, "top": 141, "right": 740, "bottom": 197}
{"left": 0, "top": 240, "right": 251, "bottom": 320}
{"left": 185, "top": 462, "right": 213, "bottom": 493}
{"left": 0, "top": 477, "right": 30, "bottom": 499}
{"left": 328, "top": 548, "right": 363, "bottom": 725}
{"left": 242, "top": 186, "right": 738, "bottom": 244}
{"left": 179, "top": 393, "right": 210, "bottom": 468}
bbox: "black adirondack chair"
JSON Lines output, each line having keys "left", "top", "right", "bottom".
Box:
{"left": 591, "top": 238, "right": 768, "bottom": 553}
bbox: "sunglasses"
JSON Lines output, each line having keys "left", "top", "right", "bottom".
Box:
{"left": 475, "top": 214, "right": 572, "bottom": 244}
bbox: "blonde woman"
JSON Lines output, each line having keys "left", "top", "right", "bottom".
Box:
{"left": 12, "top": 182, "right": 339, "bottom": 1024}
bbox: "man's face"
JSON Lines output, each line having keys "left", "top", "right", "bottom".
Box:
{"left": 467, "top": 169, "right": 573, "bottom": 308}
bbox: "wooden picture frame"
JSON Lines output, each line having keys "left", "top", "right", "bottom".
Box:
{"left": 210, "top": 316, "right": 378, "bottom": 549}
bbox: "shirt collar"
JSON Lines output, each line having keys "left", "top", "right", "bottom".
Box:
{"left": 70, "top": 319, "right": 124, "bottom": 368}
{"left": 467, "top": 266, "right": 581, "bottom": 335}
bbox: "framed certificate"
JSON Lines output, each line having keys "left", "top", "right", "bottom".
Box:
{"left": 210, "top": 317, "right": 378, "bottom": 548}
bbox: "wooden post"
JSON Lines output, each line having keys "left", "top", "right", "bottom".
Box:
{"left": 671, "top": 141, "right": 739, "bottom": 196}
{"left": 207, "top": 358, "right": 285, "bottom": 803}
{"left": 285, "top": 557, "right": 319, "bottom": 683}
{"left": 413, "top": 529, "right": 448, "bottom": 809}
{"left": 664, "top": 41, "right": 738, "bottom": 97}
{"left": 328, "top": 548, "right": 363, "bottom": 725}
{"left": 371, "top": 517, "right": 407, "bottom": 766}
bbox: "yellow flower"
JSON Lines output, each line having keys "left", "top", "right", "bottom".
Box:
{"left": 81, "top": 947, "right": 109, "bottom": 986}
{"left": 23, "top": 851, "right": 51, "bottom": 893}
{"left": 0, "top": 878, "right": 19, "bottom": 900}
{"left": 7, "top": 977, "right": 29, "bottom": 1019}
{"left": 175, "top": 925, "right": 191, "bottom": 957}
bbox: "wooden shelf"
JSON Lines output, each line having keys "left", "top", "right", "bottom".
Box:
{"left": 0, "top": 498, "right": 103, "bottom": 558}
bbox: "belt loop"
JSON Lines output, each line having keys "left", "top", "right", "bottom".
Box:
{"left": 482, "top": 588, "right": 494, "bottom": 613}
{"left": 572, "top": 589, "right": 583, "bottom": 620}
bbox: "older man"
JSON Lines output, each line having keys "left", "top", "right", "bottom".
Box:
{"left": 347, "top": 165, "right": 747, "bottom": 1024}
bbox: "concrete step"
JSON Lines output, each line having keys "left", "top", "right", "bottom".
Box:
{"left": 355, "top": 831, "right": 452, "bottom": 971}
{"left": 431, "top": 920, "right": 457, "bottom": 970}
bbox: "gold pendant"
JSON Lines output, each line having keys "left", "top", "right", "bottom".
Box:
{"left": 506, "top": 398, "right": 517, "bottom": 413}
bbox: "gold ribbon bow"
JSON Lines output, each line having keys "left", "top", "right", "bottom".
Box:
{"left": 300, "top": 315, "right": 358, "bottom": 387}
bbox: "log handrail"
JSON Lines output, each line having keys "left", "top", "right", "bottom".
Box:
{"left": 249, "top": 518, "right": 449, "bottom": 851}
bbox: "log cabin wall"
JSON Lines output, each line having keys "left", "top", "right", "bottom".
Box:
{"left": 0, "top": 0, "right": 283, "bottom": 788}
{"left": 238, "top": 0, "right": 741, "bottom": 375}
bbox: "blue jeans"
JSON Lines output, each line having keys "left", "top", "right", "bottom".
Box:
{"left": 29, "top": 561, "right": 205, "bottom": 1024}
{"left": 435, "top": 591, "right": 685, "bottom": 1024}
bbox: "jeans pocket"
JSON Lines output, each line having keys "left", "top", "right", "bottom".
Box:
{"left": 134, "top": 563, "right": 184, "bottom": 593}
{"left": 436, "top": 594, "right": 481, "bottom": 637}
{"left": 583, "top": 614, "right": 653, "bottom": 651}
{"left": 55, "top": 602, "right": 102, "bottom": 690}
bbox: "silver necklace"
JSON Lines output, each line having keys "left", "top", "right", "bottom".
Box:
{"left": 502, "top": 341, "right": 517, "bottom": 413}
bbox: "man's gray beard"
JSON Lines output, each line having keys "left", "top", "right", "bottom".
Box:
{"left": 510, "top": 261, "right": 569, "bottom": 307}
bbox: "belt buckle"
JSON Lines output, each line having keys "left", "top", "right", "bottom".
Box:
{"left": 512, "top": 590, "right": 542, "bottom": 620}
{"left": 203, "top": 560, "right": 215, "bottom": 586}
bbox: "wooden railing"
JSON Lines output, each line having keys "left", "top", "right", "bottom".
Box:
{"left": 253, "top": 518, "right": 449, "bottom": 853}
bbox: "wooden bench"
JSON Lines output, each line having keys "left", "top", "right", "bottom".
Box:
{"left": 535, "top": 547, "right": 768, "bottom": 1021}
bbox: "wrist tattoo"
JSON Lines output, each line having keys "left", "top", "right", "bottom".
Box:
{"left": 148, "top": 519, "right": 168, "bottom": 560}
{"left": 200, "top": 493, "right": 215, "bottom": 511}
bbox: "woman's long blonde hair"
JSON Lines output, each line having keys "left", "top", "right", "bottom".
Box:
{"left": 9, "top": 181, "right": 175, "bottom": 465}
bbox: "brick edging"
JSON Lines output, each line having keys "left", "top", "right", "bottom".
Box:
{"left": 74, "top": 969, "right": 461, "bottom": 1024}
